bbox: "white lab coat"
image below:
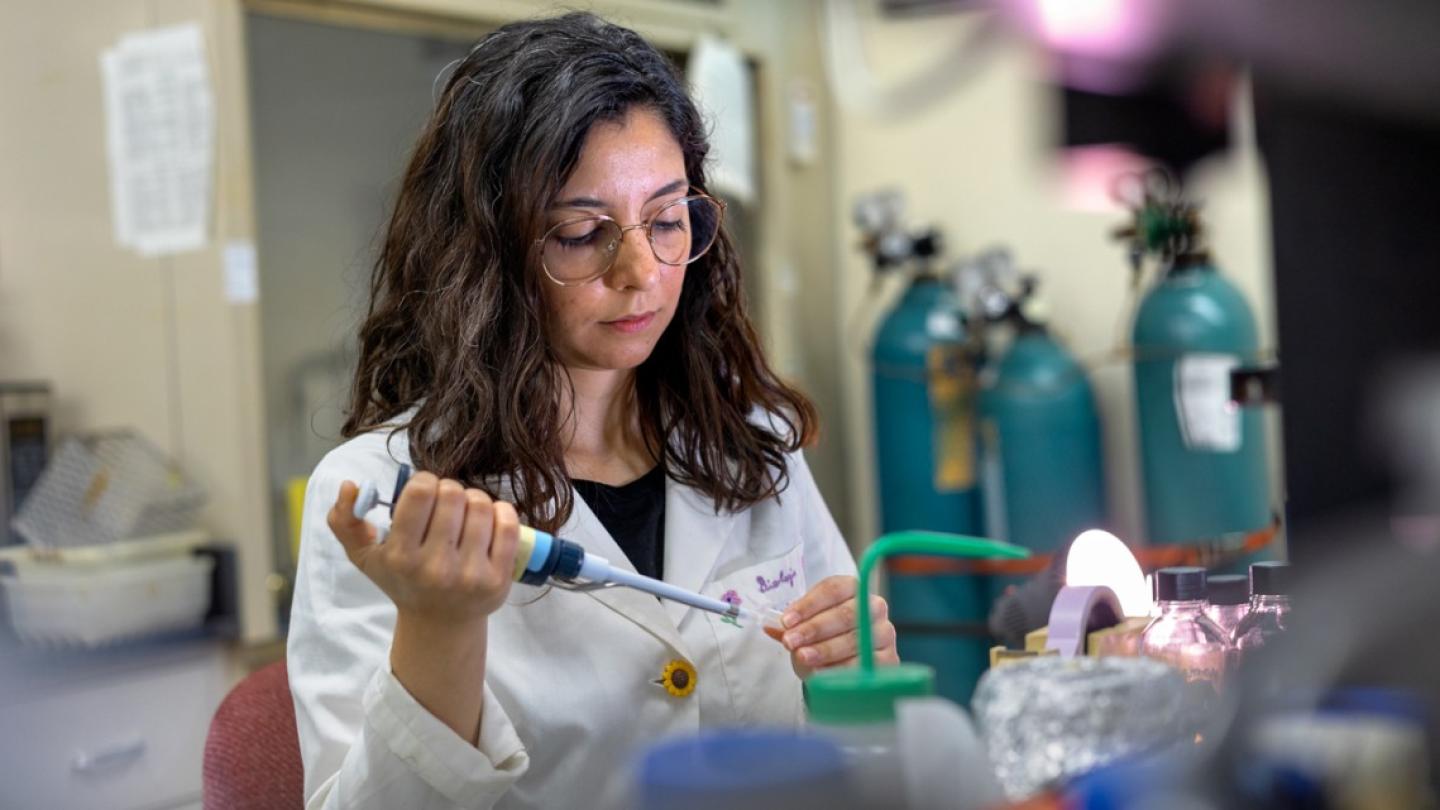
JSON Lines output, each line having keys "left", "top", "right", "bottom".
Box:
{"left": 287, "top": 421, "right": 856, "bottom": 810}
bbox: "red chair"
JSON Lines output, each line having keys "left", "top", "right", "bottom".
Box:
{"left": 203, "top": 659, "right": 304, "bottom": 809}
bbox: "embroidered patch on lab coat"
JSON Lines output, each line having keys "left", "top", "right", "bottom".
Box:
{"left": 706, "top": 544, "right": 806, "bottom": 631}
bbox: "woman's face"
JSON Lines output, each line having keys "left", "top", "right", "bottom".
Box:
{"left": 541, "top": 107, "right": 689, "bottom": 373}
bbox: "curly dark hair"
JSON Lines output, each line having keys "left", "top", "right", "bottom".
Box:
{"left": 342, "top": 11, "right": 817, "bottom": 531}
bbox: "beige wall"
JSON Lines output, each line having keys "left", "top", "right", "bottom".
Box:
{"left": 820, "top": 4, "right": 1283, "bottom": 545}
{"left": 0, "top": 0, "right": 276, "bottom": 642}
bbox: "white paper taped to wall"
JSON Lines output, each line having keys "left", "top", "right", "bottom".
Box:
{"left": 100, "top": 23, "right": 214, "bottom": 257}
{"left": 223, "top": 240, "right": 258, "bottom": 304}
{"left": 687, "top": 35, "right": 756, "bottom": 205}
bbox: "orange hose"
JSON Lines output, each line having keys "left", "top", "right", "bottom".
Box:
{"left": 885, "top": 520, "right": 1281, "bottom": 577}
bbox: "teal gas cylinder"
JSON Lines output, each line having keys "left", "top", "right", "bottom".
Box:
{"left": 980, "top": 327, "right": 1107, "bottom": 555}
{"left": 1132, "top": 258, "right": 1270, "bottom": 548}
{"left": 871, "top": 274, "right": 988, "bottom": 704}
{"left": 871, "top": 275, "right": 983, "bottom": 535}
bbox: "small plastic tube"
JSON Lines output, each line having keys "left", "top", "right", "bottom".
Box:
{"left": 735, "top": 605, "right": 789, "bottom": 640}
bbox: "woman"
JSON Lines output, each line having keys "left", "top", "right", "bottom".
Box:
{"left": 288, "top": 12, "right": 899, "bottom": 809}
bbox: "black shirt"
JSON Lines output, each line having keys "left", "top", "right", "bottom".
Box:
{"left": 572, "top": 466, "right": 666, "bottom": 581}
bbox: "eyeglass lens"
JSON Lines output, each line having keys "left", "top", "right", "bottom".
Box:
{"left": 542, "top": 196, "right": 721, "bottom": 283}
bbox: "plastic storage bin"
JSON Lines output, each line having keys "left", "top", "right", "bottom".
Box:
{"left": 0, "top": 553, "right": 213, "bottom": 648}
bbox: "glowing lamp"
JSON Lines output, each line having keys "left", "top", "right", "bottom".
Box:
{"left": 1065, "top": 529, "right": 1150, "bottom": 617}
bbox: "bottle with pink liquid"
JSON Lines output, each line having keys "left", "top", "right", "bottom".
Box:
{"left": 1141, "top": 567, "right": 1233, "bottom": 698}
{"left": 1233, "top": 561, "right": 1291, "bottom": 658}
{"left": 1205, "top": 574, "right": 1250, "bottom": 639}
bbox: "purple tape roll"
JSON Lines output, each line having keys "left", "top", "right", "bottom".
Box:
{"left": 1046, "top": 585, "right": 1123, "bottom": 658}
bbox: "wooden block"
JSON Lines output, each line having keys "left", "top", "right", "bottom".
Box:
{"left": 1086, "top": 616, "right": 1150, "bottom": 658}
{"left": 989, "top": 645, "right": 1058, "bottom": 669}
{"left": 1024, "top": 626, "right": 1049, "bottom": 653}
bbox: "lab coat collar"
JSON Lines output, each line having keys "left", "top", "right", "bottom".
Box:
{"left": 558, "top": 488, "right": 696, "bottom": 657}
{"left": 489, "top": 470, "right": 739, "bottom": 652}
{"left": 661, "top": 477, "right": 740, "bottom": 628}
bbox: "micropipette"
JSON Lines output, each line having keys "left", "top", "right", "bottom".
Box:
{"left": 353, "top": 464, "right": 785, "bottom": 631}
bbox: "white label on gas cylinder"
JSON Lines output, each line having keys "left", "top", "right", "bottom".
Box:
{"left": 1173, "top": 353, "right": 1240, "bottom": 452}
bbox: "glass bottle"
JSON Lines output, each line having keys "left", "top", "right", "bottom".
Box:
{"left": 1233, "top": 561, "right": 1291, "bottom": 657}
{"left": 1204, "top": 573, "right": 1250, "bottom": 639}
{"left": 1141, "top": 567, "right": 1232, "bottom": 698}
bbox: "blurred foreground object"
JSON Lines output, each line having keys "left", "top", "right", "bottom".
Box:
{"left": 999, "top": 0, "right": 1440, "bottom": 126}
{"left": 636, "top": 731, "right": 852, "bottom": 810}
{"left": 805, "top": 532, "right": 1025, "bottom": 807}
{"left": 973, "top": 655, "right": 1187, "bottom": 800}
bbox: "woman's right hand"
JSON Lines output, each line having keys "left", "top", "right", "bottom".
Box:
{"left": 327, "top": 472, "right": 521, "bottom": 627}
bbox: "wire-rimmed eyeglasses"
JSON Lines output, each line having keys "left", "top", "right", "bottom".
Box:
{"left": 535, "top": 193, "right": 726, "bottom": 287}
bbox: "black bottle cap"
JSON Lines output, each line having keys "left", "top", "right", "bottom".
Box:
{"left": 1207, "top": 574, "right": 1249, "bottom": 606}
{"left": 1155, "top": 566, "right": 1208, "bottom": 602}
{"left": 1250, "top": 561, "right": 1291, "bottom": 596}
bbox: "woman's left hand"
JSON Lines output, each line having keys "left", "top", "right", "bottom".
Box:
{"left": 778, "top": 575, "right": 899, "bottom": 677}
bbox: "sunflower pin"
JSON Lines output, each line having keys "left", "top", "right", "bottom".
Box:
{"left": 655, "top": 659, "right": 697, "bottom": 698}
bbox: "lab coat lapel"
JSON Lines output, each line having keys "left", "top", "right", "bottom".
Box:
{"left": 662, "top": 476, "right": 741, "bottom": 628}
{"left": 560, "top": 489, "right": 691, "bottom": 656}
